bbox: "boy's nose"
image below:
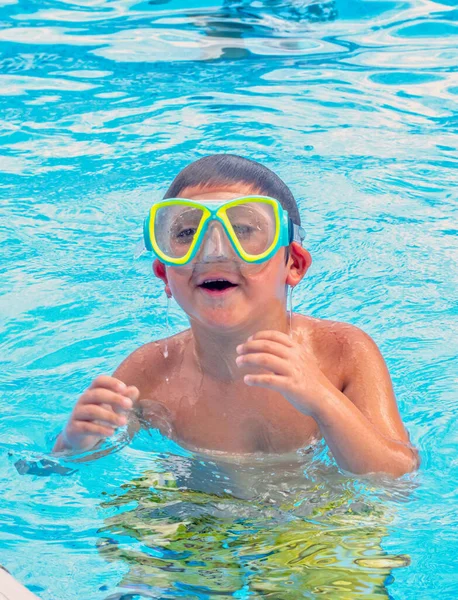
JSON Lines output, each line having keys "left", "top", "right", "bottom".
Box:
{"left": 197, "top": 221, "right": 235, "bottom": 262}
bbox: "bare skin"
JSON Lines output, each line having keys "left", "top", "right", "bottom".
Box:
{"left": 54, "top": 184, "right": 419, "bottom": 477}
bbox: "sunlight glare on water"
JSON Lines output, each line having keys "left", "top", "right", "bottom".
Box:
{"left": 0, "top": 0, "right": 457, "bottom": 599}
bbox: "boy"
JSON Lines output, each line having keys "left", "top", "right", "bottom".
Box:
{"left": 54, "top": 154, "right": 419, "bottom": 477}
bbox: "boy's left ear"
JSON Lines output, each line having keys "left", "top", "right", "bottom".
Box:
{"left": 153, "top": 259, "right": 172, "bottom": 298}
{"left": 286, "top": 242, "right": 312, "bottom": 287}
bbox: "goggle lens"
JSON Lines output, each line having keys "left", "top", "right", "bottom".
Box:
{"left": 225, "top": 202, "right": 276, "bottom": 258}
{"left": 154, "top": 205, "right": 205, "bottom": 260}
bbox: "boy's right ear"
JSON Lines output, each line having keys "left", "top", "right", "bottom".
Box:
{"left": 153, "top": 260, "right": 172, "bottom": 297}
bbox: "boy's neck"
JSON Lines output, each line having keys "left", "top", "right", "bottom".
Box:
{"left": 189, "top": 308, "right": 291, "bottom": 382}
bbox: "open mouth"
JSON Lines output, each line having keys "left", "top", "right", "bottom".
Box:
{"left": 198, "top": 279, "right": 238, "bottom": 292}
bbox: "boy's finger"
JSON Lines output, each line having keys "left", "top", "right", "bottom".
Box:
{"left": 81, "top": 389, "right": 133, "bottom": 410}
{"left": 125, "top": 386, "right": 140, "bottom": 401}
{"left": 71, "top": 421, "right": 115, "bottom": 438}
{"left": 243, "top": 372, "right": 285, "bottom": 390}
{"left": 248, "top": 330, "right": 294, "bottom": 347}
{"left": 90, "top": 375, "right": 128, "bottom": 395}
{"left": 236, "top": 339, "right": 290, "bottom": 359}
{"left": 236, "top": 352, "right": 289, "bottom": 376}
{"left": 75, "top": 405, "right": 128, "bottom": 428}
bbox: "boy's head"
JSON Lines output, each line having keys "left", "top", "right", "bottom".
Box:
{"left": 163, "top": 154, "right": 301, "bottom": 226}
{"left": 153, "top": 154, "right": 311, "bottom": 332}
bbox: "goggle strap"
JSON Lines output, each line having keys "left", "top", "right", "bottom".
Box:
{"left": 290, "top": 221, "right": 305, "bottom": 245}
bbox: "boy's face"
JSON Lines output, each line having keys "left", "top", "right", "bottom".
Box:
{"left": 153, "top": 184, "right": 311, "bottom": 332}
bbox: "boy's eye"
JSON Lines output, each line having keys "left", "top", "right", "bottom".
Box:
{"left": 175, "top": 227, "right": 197, "bottom": 242}
{"left": 232, "top": 224, "right": 255, "bottom": 238}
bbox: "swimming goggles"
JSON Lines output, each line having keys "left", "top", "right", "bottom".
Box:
{"left": 143, "top": 195, "right": 305, "bottom": 266}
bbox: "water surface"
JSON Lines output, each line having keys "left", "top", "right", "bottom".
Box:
{"left": 0, "top": 0, "right": 457, "bottom": 598}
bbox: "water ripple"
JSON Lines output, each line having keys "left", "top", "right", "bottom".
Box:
{"left": 0, "top": 0, "right": 457, "bottom": 599}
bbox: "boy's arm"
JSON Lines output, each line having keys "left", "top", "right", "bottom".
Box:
{"left": 340, "top": 327, "right": 413, "bottom": 443}
{"left": 53, "top": 344, "right": 153, "bottom": 455}
{"left": 53, "top": 376, "right": 138, "bottom": 454}
{"left": 312, "top": 327, "right": 419, "bottom": 476}
{"left": 236, "top": 328, "right": 419, "bottom": 477}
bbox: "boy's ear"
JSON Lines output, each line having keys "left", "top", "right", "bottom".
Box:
{"left": 153, "top": 259, "right": 172, "bottom": 297}
{"left": 286, "top": 242, "right": 312, "bottom": 287}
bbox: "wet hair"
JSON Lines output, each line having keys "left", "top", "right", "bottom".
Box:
{"left": 163, "top": 154, "right": 301, "bottom": 225}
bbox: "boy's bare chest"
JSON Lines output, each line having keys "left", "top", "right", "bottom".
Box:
{"left": 141, "top": 380, "right": 321, "bottom": 454}
{"left": 137, "top": 319, "right": 345, "bottom": 454}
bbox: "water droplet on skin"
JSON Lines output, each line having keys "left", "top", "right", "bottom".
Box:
{"left": 288, "top": 285, "right": 294, "bottom": 336}
{"left": 162, "top": 294, "right": 171, "bottom": 359}
{"left": 161, "top": 295, "right": 170, "bottom": 379}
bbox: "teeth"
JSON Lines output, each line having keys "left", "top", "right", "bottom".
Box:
{"left": 204, "top": 279, "right": 228, "bottom": 283}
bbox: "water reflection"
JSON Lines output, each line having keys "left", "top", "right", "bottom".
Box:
{"left": 98, "top": 447, "right": 410, "bottom": 598}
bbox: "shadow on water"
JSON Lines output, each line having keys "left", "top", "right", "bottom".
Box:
{"left": 126, "top": 0, "right": 339, "bottom": 62}
{"left": 192, "top": 0, "right": 338, "bottom": 60}
{"left": 145, "top": 0, "right": 337, "bottom": 21}
{"left": 221, "top": 0, "right": 338, "bottom": 22}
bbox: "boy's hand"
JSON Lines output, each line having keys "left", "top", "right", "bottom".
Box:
{"left": 236, "top": 330, "right": 329, "bottom": 416}
{"left": 56, "top": 376, "right": 139, "bottom": 453}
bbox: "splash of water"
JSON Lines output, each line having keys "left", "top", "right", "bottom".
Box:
{"left": 133, "top": 239, "right": 147, "bottom": 260}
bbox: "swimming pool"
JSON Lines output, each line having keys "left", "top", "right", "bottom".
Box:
{"left": 0, "top": 0, "right": 457, "bottom": 598}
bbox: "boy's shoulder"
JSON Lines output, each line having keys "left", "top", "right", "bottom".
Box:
{"left": 113, "top": 329, "right": 191, "bottom": 389}
{"left": 296, "top": 313, "right": 373, "bottom": 344}
{"left": 295, "top": 314, "right": 378, "bottom": 366}
{"left": 295, "top": 314, "right": 384, "bottom": 395}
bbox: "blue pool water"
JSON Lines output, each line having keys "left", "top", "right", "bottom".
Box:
{"left": 0, "top": 0, "right": 457, "bottom": 598}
